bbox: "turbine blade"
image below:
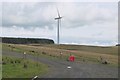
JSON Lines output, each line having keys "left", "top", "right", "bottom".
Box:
{"left": 55, "top": 18, "right": 57, "bottom": 20}
{"left": 56, "top": 8, "right": 60, "bottom": 17}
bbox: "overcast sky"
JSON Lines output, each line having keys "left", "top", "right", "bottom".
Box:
{"left": 1, "top": 1, "right": 118, "bottom": 46}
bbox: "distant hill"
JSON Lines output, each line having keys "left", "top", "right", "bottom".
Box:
{"left": 1, "top": 37, "right": 54, "bottom": 44}
{"left": 116, "top": 44, "right": 120, "bottom": 46}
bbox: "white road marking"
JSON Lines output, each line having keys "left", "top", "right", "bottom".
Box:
{"left": 67, "top": 66, "right": 72, "bottom": 69}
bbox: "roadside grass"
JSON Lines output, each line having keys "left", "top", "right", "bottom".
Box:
{"left": 2, "top": 43, "right": 118, "bottom": 67}
{"left": 0, "top": 42, "right": 2, "bottom": 79}
{"left": 2, "top": 56, "right": 48, "bottom": 78}
{"left": 0, "top": 66, "right": 1, "bottom": 79}
{"left": 2, "top": 43, "right": 66, "bottom": 61}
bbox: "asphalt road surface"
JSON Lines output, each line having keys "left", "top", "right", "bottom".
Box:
{"left": 2, "top": 51, "right": 118, "bottom": 78}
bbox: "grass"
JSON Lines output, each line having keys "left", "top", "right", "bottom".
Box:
{"left": 0, "top": 43, "right": 2, "bottom": 79}
{"left": 30, "top": 44, "right": 118, "bottom": 55}
{"left": 2, "top": 43, "right": 66, "bottom": 61}
{"left": 2, "top": 43, "right": 118, "bottom": 67}
{"left": 2, "top": 56, "right": 48, "bottom": 78}
{"left": 0, "top": 55, "right": 2, "bottom": 80}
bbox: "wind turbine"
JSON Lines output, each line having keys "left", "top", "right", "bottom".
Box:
{"left": 55, "top": 8, "right": 62, "bottom": 44}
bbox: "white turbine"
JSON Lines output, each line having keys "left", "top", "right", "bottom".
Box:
{"left": 55, "top": 8, "right": 62, "bottom": 44}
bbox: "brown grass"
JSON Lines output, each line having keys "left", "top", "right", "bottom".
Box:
{"left": 2, "top": 43, "right": 118, "bottom": 66}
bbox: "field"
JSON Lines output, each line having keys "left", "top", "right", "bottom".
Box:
{"left": 2, "top": 43, "right": 118, "bottom": 67}
{"left": 2, "top": 55, "right": 48, "bottom": 78}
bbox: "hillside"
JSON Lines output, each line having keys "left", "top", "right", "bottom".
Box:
{"left": 2, "top": 43, "right": 118, "bottom": 67}
{"left": 30, "top": 44, "right": 118, "bottom": 55}
{"left": 1, "top": 37, "right": 54, "bottom": 44}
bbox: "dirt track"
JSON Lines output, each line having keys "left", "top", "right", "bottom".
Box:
{"left": 2, "top": 50, "right": 118, "bottom": 78}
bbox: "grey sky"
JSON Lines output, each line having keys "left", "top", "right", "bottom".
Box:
{"left": 1, "top": 2, "right": 118, "bottom": 46}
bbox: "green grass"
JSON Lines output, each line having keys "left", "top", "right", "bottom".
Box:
{"left": 2, "top": 56, "right": 48, "bottom": 78}
{"left": 0, "top": 42, "right": 2, "bottom": 80}
{"left": 2, "top": 44, "right": 24, "bottom": 53}
{"left": 0, "top": 59, "right": 1, "bottom": 80}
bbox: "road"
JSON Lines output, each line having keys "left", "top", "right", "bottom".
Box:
{"left": 2, "top": 50, "right": 118, "bottom": 78}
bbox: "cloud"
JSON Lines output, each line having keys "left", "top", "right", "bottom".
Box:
{"left": 2, "top": 2, "right": 117, "bottom": 28}
{"left": 2, "top": 25, "right": 56, "bottom": 40}
{"left": 2, "top": 21, "right": 117, "bottom": 46}
{"left": 2, "top": 2, "right": 56, "bottom": 29}
{"left": 2, "top": 0, "right": 119, "bottom": 2}
{"left": 1, "top": 2, "right": 118, "bottom": 46}
{"left": 61, "top": 2, "right": 117, "bottom": 28}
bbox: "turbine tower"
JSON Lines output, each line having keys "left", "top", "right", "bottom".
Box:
{"left": 55, "top": 8, "right": 62, "bottom": 44}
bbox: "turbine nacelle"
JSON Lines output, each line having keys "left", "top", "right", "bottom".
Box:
{"left": 55, "top": 17, "right": 62, "bottom": 20}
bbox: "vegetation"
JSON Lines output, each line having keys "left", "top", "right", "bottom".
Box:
{"left": 2, "top": 43, "right": 118, "bottom": 67}
{"left": 1, "top": 37, "right": 54, "bottom": 44}
{"left": 2, "top": 56, "right": 48, "bottom": 78}
{"left": 31, "top": 44, "right": 118, "bottom": 55}
{"left": 116, "top": 44, "right": 120, "bottom": 46}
